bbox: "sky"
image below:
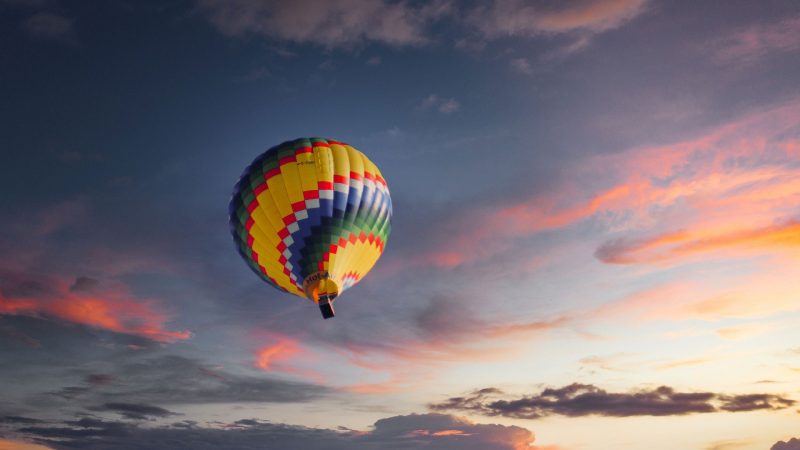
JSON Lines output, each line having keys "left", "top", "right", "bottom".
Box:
{"left": 1, "top": 0, "right": 800, "bottom": 449}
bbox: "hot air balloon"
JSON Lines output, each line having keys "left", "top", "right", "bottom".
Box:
{"left": 229, "top": 138, "right": 392, "bottom": 319}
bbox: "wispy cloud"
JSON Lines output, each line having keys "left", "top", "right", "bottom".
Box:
{"left": 595, "top": 220, "right": 800, "bottom": 264}
{"left": 251, "top": 334, "right": 326, "bottom": 383}
{"left": 410, "top": 179, "right": 635, "bottom": 269}
{"left": 711, "top": 16, "right": 800, "bottom": 65}
{"left": 430, "top": 384, "right": 795, "bottom": 418}
{"left": 326, "top": 294, "right": 568, "bottom": 394}
{"left": 510, "top": 57, "right": 534, "bottom": 75}
{"left": 418, "top": 94, "right": 460, "bottom": 114}
{"left": 594, "top": 269, "right": 800, "bottom": 322}
{"left": 715, "top": 322, "right": 776, "bottom": 340}
{"left": 197, "top": 0, "right": 453, "bottom": 48}
{"left": 469, "top": 0, "right": 649, "bottom": 37}
{"left": 409, "top": 97, "right": 800, "bottom": 271}
{"left": 197, "top": 0, "right": 647, "bottom": 52}
{"left": 704, "top": 440, "right": 753, "bottom": 450}
{"left": 89, "top": 402, "right": 178, "bottom": 421}
{"left": 254, "top": 337, "right": 302, "bottom": 371}
{"left": 653, "top": 357, "right": 715, "bottom": 370}
{"left": 23, "top": 12, "right": 76, "bottom": 43}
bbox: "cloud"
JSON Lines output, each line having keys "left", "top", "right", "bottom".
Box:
{"left": 470, "top": 0, "right": 649, "bottom": 37}
{"left": 714, "top": 323, "right": 775, "bottom": 340}
{"left": 653, "top": 357, "right": 714, "bottom": 370}
{"left": 705, "top": 440, "right": 752, "bottom": 450}
{"left": 429, "top": 384, "right": 794, "bottom": 418}
{"left": 510, "top": 57, "right": 534, "bottom": 75}
{"left": 197, "top": 0, "right": 452, "bottom": 48}
{"left": 593, "top": 269, "right": 800, "bottom": 322}
{"left": 13, "top": 413, "right": 537, "bottom": 450}
{"left": 0, "top": 416, "right": 44, "bottom": 424}
{"left": 85, "top": 374, "right": 115, "bottom": 386}
{"left": 408, "top": 178, "right": 635, "bottom": 270}
{"left": 711, "top": 16, "right": 800, "bottom": 65}
{"left": 22, "top": 12, "right": 76, "bottom": 42}
{"left": 61, "top": 354, "right": 329, "bottom": 406}
{"left": 0, "top": 314, "right": 329, "bottom": 425}
{"left": 68, "top": 277, "right": 98, "bottom": 293}
{"left": 417, "top": 94, "right": 460, "bottom": 114}
{"left": 773, "top": 438, "right": 800, "bottom": 450}
{"left": 197, "top": 0, "right": 645, "bottom": 51}
{"left": 90, "top": 403, "right": 179, "bottom": 421}
{"left": 595, "top": 220, "right": 800, "bottom": 264}
{"left": 718, "top": 394, "right": 795, "bottom": 412}
{"left": 254, "top": 338, "right": 302, "bottom": 371}
{"left": 410, "top": 96, "right": 800, "bottom": 271}
{"left": 0, "top": 273, "right": 190, "bottom": 343}
{"left": 0, "top": 439, "right": 52, "bottom": 450}
{"left": 0, "top": 319, "right": 41, "bottom": 348}
{"left": 332, "top": 294, "right": 567, "bottom": 394}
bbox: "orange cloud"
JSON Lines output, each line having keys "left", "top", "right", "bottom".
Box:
{"left": 654, "top": 357, "right": 714, "bottom": 370}
{"left": 0, "top": 275, "right": 190, "bottom": 343}
{"left": 474, "top": 0, "right": 648, "bottom": 38}
{"left": 433, "top": 429, "right": 471, "bottom": 436}
{"left": 594, "top": 262, "right": 800, "bottom": 322}
{"left": 533, "top": 0, "right": 648, "bottom": 33}
{"left": 715, "top": 323, "right": 776, "bottom": 340}
{"left": 0, "top": 439, "right": 54, "bottom": 450}
{"left": 328, "top": 99, "right": 800, "bottom": 393}
{"left": 596, "top": 220, "right": 800, "bottom": 264}
{"left": 408, "top": 428, "right": 473, "bottom": 437}
{"left": 413, "top": 182, "right": 640, "bottom": 270}
{"left": 254, "top": 339, "right": 302, "bottom": 371}
{"left": 411, "top": 99, "right": 800, "bottom": 272}
{"left": 711, "top": 16, "right": 800, "bottom": 64}
{"left": 251, "top": 334, "right": 326, "bottom": 383}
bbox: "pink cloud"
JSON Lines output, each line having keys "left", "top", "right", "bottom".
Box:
{"left": 254, "top": 338, "right": 303, "bottom": 371}
{"left": 532, "top": 0, "right": 649, "bottom": 33}
{"left": 409, "top": 181, "right": 638, "bottom": 270}
{"left": 594, "top": 263, "right": 800, "bottom": 322}
{"left": 413, "top": 97, "right": 800, "bottom": 271}
{"left": 0, "top": 274, "right": 190, "bottom": 342}
{"left": 251, "top": 333, "right": 325, "bottom": 383}
{"left": 432, "top": 429, "right": 471, "bottom": 436}
{"left": 472, "top": 0, "right": 648, "bottom": 37}
{"left": 200, "top": 0, "right": 646, "bottom": 53}
{"left": 0, "top": 198, "right": 193, "bottom": 343}
{"left": 712, "top": 16, "right": 800, "bottom": 65}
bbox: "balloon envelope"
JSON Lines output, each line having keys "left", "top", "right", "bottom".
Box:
{"left": 229, "top": 138, "right": 392, "bottom": 318}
